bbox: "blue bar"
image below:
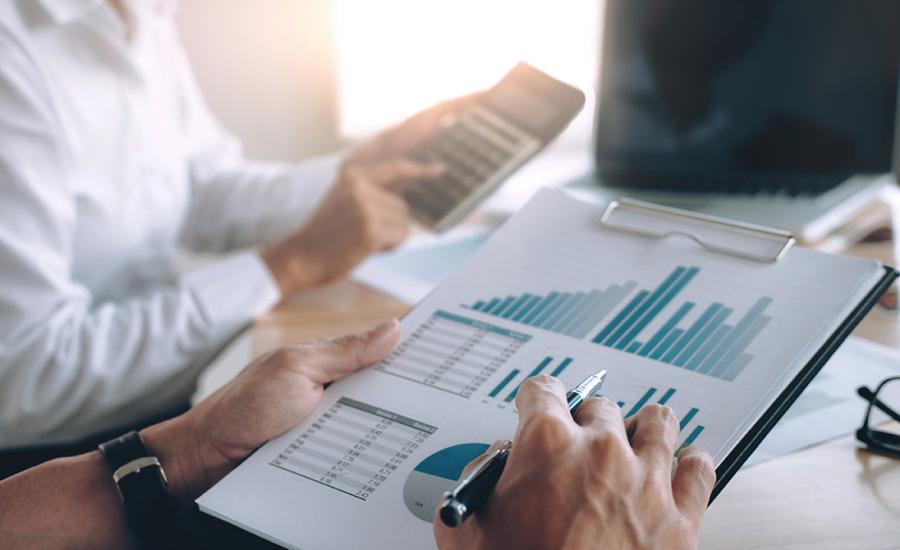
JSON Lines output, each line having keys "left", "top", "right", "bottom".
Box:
{"left": 657, "top": 388, "right": 676, "bottom": 405}
{"left": 505, "top": 357, "right": 554, "bottom": 402}
{"left": 491, "top": 296, "right": 516, "bottom": 316}
{"left": 547, "top": 292, "right": 587, "bottom": 332}
{"left": 614, "top": 267, "right": 698, "bottom": 350}
{"left": 502, "top": 294, "right": 532, "bottom": 319}
{"left": 690, "top": 324, "right": 732, "bottom": 372}
{"left": 539, "top": 293, "right": 577, "bottom": 330}
{"left": 721, "top": 353, "right": 753, "bottom": 382}
{"left": 472, "top": 300, "right": 486, "bottom": 311}
{"left": 701, "top": 297, "right": 773, "bottom": 375}
{"left": 679, "top": 407, "right": 700, "bottom": 430}
{"left": 626, "top": 342, "right": 642, "bottom": 352}
{"left": 512, "top": 295, "right": 543, "bottom": 322}
{"left": 679, "top": 425, "right": 705, "bottom": 450}
{"left": 674, "top": 307, "right": 732, "bottom": 367}
{"left": 483, "top": 298, "right": 501, "bottom": 313}
{"left": 488, "top": 369, "right": 520, "bottom": 397}
{"left": 550, "top": 357, "right": 573, "bottom": 377}
{"left": 607, "top": 267, "right": 687, "bottom": 348}
{"left": 522, "top": 292, "right": 560, "bottom": 325}
{"left": 661, "top": 303, "right": 722, "bottom": 363}
{"left": 559, "top": 290, "right": 601, "bottom": 334}
{"left": 534, "top": 293, "right": 572, "bottom": 327}
{"left": 592, "top": 289, "right": 649, "bottom": 343}
{"left": 639, "top": 302, "right": 695, "bottom": 357}
{"left": 626, "top": 387, "right": 657, "bottom": 417}
{"left": 651, "top": 329, "right": 684, "bottom": 360}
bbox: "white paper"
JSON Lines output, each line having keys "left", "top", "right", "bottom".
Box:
{"left": 198, "top": 189, "right": 884, "bottom": 550}
{"left": 747, "top": 335, "right": 900, "bottom": 464}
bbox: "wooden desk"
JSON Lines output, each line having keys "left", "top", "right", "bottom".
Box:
{"left": 251, "top": 242, "right": 900, "bottom": 549}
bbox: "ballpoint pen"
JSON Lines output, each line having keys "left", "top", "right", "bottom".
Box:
{"left": 438, "top": 370, "right": 608, "bottom": 527}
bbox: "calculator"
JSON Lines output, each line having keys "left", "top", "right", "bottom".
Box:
{"left": 403, "top": 63, "right": 585, "bottom": 231}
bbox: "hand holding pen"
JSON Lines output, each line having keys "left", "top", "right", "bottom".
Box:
{"left": 433, "top": 374, "right": 717, "bottom": 550}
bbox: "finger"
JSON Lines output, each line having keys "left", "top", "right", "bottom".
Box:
{"left": 626, "top": 404, "right": 680, "bottom": 475}
{"left": 363, "top": 159, "right": 445, "bottom": 191}
{"left": 305, "top": 319, "right": 401, "bottom": 383}
{"left": 572, "top": 397, "right": 628, "bottom": 440}
{"left": 672, "top": 446, "right": 716, "bottom": 525}
{"left": 513, "top": 375, "right": 576, "bottom": 454}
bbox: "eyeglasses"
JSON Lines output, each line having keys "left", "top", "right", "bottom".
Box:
{"left": 856, "top": 376, "right": 900, "bottom": 458}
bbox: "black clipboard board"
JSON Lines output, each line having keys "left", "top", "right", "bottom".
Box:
{"left": 185, "top": 198, "right": 899, "bottom": 548}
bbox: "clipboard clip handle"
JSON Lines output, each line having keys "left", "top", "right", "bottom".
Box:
{"left": 599, "top": 198, "right": 795, "bottom": 263}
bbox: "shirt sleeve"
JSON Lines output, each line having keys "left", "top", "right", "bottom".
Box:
{"left": 165, "top": 21, "right": 341, "bottom": 253}
{"left": 0, "top": 37, "right": 280, "bottom": 447}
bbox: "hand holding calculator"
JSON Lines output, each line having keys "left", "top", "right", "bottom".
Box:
{"left": 403, "top": 63, "right": 585, "bottom": 231}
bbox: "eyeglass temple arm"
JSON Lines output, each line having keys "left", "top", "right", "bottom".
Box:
{"left": 857, "top": 386, "right": 900, "bottom": 423}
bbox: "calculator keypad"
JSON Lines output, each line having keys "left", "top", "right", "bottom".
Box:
{"left": 403, "top": 106, "right": 539, "bottom": 229}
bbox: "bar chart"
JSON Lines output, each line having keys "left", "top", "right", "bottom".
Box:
{"left": 463, "top": 282, "right": 637, "bottom": 338}
{"left": 486, "top": 355, "right": 574, "bottom": 403}
{"left": 269, "top": 397, "right": 436, "bottom": 501}
{"left": 377, "top": 310, "right": 530, "bottom": 398}
{"left": 465, "top": 266, "right": 773, "bottom": 381}
{"left": 614, "top": 386, "right": 705, "bottom": 449}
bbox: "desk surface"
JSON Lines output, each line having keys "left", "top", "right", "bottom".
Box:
{"left": 251, "top": 241, "right": 900, "bottom": 549}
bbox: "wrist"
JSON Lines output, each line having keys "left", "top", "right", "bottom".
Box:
{"left": 139, "top": 415, "right": 232, "bottom": 511}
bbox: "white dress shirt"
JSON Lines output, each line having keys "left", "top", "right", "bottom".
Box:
{"left": 0, "top": 0, "right": 338, "bottom": 448}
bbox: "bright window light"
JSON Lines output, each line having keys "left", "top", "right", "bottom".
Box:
{"left": 334, "top": 0, "right": 600, "bottom": 138}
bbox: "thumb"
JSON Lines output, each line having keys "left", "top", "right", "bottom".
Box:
{"left": 308, "top": 319, "right": 401, "bottom": 384}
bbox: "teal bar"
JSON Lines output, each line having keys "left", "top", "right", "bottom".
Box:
{"left": 547, "top": 292, "right": 587, "bottom": 332}
{"left": 534, "top": 293, "right": 571, "bottom": 327}
{"left": 539, "top": 292, "right": 577, "bottom": 329}
{"left": 679, "top": 425, "right": 705, "bottom": 451}
{"left": 483, "top": 298, "right": 501, "bottom": 313}
{"left": 491, "top": 296, "right": 516, "bottom": 316}
{"left": 616, "top": 401, "right": 625, "bottom": 407}
{"left": 721, "top": 353, "right": 753, "bottom": 382}
{"left": 662, "top": 303, "right": 722, "bottom": 363}
{"left": 560, "top": 289, "right": 603, "bottom": 335}
{"left": 489, "top": 369, "right": 521, "bottom": 398}
{"left": 679, "top": 407, "right": 699, "bottom": 430}
{"left": 626, "top": 342, "right": 642, "bottom": 352}
{"left": 512, "top": 295, "right": 543, "bottom": 322}
{"left": 701, "top": 297, "right": 773, "bottom": 376}
{"left": 550, "top": 357, "right": 573, "bottom": 377}
{"left": 710, "top": 315, "right": 771, "bottom": 378}
{"left": 502, "top": 294, "right": 532, "bottom": 319}
{"left": 657, "top": 388, "right": 676, "bottom": 405}
{"left": 593, "top": 289, "right": 649, "bottom": 343}
{"left": 639, "top": 302, "right": 695, "bottom": 357}
{"left": 472, "top": 300, "right": 486, "bottom": 311}
{"left": 690, "top": 324, "right": 732, "bottom": 373}
{"left": 607, "top": 267, "right": 687, "bottom": 348}
{"left": 626, "top": 387, "right": 657, "bottom": 417}
{"left": 522, "top": 292, "right": 560, "bottom": 325}
{"left": 505, "top": 357, "right": 554, "bottom": 402}
{"left": 673, "top": 307, "right": 732, "bottom": 367}
{"left": 651, "top": 329, "right": 684, "bottom": 360}
{"left": 615, "top": 267, "right": 699, "bottom": 350}
{"left": 574, "top": 283, "right": 634, "bottom": 339}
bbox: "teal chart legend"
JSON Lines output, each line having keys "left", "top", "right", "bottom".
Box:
{"left": 463, "top": 266, "right": 772, "bottom": 381}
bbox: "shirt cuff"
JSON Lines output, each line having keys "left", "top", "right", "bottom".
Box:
{"left": 183, "top": 251, "right": 281, "bottom": 330}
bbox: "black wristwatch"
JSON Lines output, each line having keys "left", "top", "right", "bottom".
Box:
{"left": 99, "top": 431, "right": 179, "bottom": 548}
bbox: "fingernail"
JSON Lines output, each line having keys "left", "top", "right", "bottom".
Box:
{"left": 371, "top": 319, "right": 399, "bottom": 336}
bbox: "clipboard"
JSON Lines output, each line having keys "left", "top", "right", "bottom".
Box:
{"left": 599, "top": 198, "right": 897, "bottom": 500}
{"left": 188, "top": 195, "right": 898, "bottom": 548}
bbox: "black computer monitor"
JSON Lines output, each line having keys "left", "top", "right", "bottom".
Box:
{"left": 594, "top": 0, "right": 900, "bottom": 194}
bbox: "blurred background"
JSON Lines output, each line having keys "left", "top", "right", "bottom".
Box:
{"left": 175, "top": 0, "right": 600, "bottom": 161}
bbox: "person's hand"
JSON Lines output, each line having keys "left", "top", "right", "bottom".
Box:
{"left": 434, "top": 375, "right": 716, "bottom": 550}
{"left": 140, "top": 320, "right": 401, "bottom": 506}
{"left": 262, "top": 160, "right": 442, "bottom": 294}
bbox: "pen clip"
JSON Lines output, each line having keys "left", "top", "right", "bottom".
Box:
{"left": 447, "top": 441, "right": 512, "bottom": 498}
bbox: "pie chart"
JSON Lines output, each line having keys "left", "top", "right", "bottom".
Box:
{"left": 403, "top": 442, "right": 490, "bottom": 522}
